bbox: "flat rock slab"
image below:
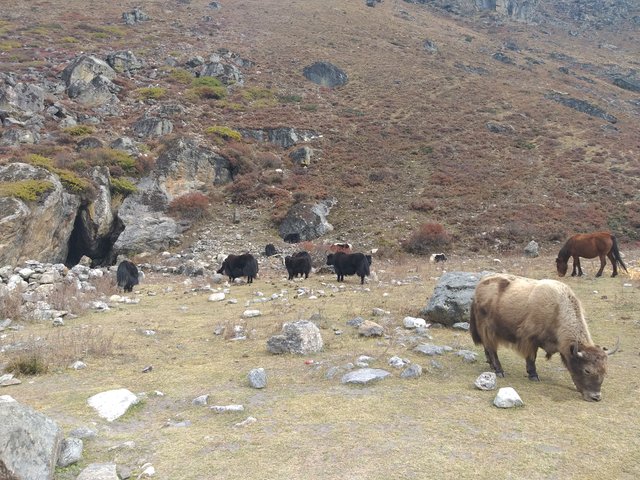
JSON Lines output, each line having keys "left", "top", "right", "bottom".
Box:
{"left": 87, "top": 388, "right": 139, "bottom": 422}
{"left": 341, "top": 368, "right": 391, "bottom": 385}
{"left": 76, "top": 463, "right": 119, "bottom": 480}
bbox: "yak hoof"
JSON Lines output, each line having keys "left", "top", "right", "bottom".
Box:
{"left": 496, "top": 371, "right": 505, "bottom": 378}
{"left": 528, "top": 374, "right": 540, "bottom": 381}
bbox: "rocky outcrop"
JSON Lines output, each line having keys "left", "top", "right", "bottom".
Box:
{"left": 279, "top": 198, "right": 336, "bottom": 241}
{"left": 0, "top": 163, "right": 80, "bottom": 266}
{"left": 0, "top": 82, "right": 45, "bottom": 120}
{"left": 122, "top": 7, "right": 150, "bottom": 25}
{"left": 132, "top": 115, "right": 173, "bottom": 138}
{"left": 239, "top": 127, "right": 321, "bottom": 149}
{"left": 106, "top": 50, "right": 144, "bottom": 74}
{"left": 302, "top": 62, "right": 348, "bottom": 88}
{"left": 0, "top": 395, "right": 63, "bottom": 480}
{"left": 613, "top": 76, "right": 640, "bottom": 93}
{"left": 545, "top": 92, "right": 617, "bottom": 123}
{"left": 61, "top": 55, "right": 120, "bottom": 107}
{"left": 200, "top": 61, "right": 244, "bottom": 86}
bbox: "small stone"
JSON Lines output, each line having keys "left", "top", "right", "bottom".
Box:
{"left": 456, "top": 350, "right": 478, "bottom": 363}
{"left": 57, "top": 437, "right": 83, "bottom": 467}
{"left": 358, "top": 320, "right": 384, "bottom": 337}
{"left": 414, "top": 343, "right": 446, "bottom": 356}
{"left": 452, "top": 322, "right": 470, "bottom": 331}
{"left": 388, "top": 356, "right": 409, "bottom": 369}
{"left": 346, "top": 316, "right": 364, "bottom": 327}
{"left": 211, "top": 404, "right": 244, "bottom": 413}
{"left": 372, "top": 308, "right": 387, "bottom": 316}
{"left": 474, "top": 372, "right": 497, "bottom": 391}
{"left": 341, "top": 368, "right": 391, "bottom": 385}
{"left": 208, "top": 292, "right": 225, "bottom": 302}
{"left": 493, "top": 387, "right": 524, "bottom": 408}
{"left": 235, "top": 416, "right": 257, "bottom": 427}
{"left": 70, "top": 361, "right": 87, "bottom": 370}
{"left": 248, "top": 368, "right": 267, "bottom": 389}
{"left": 69, "top": 427, "right": 97, "bottom": 439}
{"left": 403, "top": 316, "right": 427, "bottom": 329}
{"left": 192, "top": 394, "right": 209, "bottom": 406}
{"left": 0, "top": 373, "right": 21, "bottom": 387}
{"left": 52, "top": 318, "right": 65, "bottom": 327}
{"left": 400, "top": 364, "right": 423, "bottom": 379}
{"left": 242, "top": 309, "right": 261, "bottom": 318}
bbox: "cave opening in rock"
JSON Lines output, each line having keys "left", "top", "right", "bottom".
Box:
{"left": 65, "top": 210, "right": 125, "bottom": 268}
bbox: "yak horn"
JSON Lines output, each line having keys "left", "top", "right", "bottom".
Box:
{"left": 605, "top": 337, "right": 621, "bottom": 356}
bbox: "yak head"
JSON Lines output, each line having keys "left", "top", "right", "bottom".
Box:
{"left": 566, "top": 343, "right": 616, "bottom": 401}
{"left": 555, "top": 257, "right": 568, "bottom": 277}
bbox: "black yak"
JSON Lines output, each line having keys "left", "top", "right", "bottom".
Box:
{"left": 284, "top": 251, "right": 312, "bottom": 280}
{"left": 217, "top": 253, "right": 259, "bottom": 284}
{"left": 117, "top": 260, "right": 139, "bottom": 293}
{"left": 326, "top": 252, "right": 371, "bottom": 285}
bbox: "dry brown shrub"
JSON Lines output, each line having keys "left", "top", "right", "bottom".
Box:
{"left": 402, "top": 222, "right": 451, "bottom": 255}
{"left": 0, "top": 289, "right": 23, "bottom": 320}
{"left": 168, "top": 192, "right": 211, "bottom": 220}
{"left": 409, "top": 198, "right": 436, "bottom": 212}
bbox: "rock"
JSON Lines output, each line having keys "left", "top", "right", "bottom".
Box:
{"left": 192, "top": 394, "right": 209, "bottom": 406}
{"left": 235, "top": 416, "right": 257, "bottom": 427}
{"left": 346, "top": 316, "right": 365, "bottom": 327}
{"left": 75, "top": 137, "right": 104, "bottom": 151}
{"left": 0, "top": 82, "right": 45, "bottom": 119}
{"left": 492, "top": 52, "right": 516, "bottom": 64}
{"left": 388, "top": 356, "right": 409, "bottom": 369}
{"left": 61, "top": 55, "right": 118, "bottom": 103}
{"left": 493, "top": 387, "right": 524, "bottom": 408}
{"left": 0, "top": 373, "right": 21, "bottom": 387}
{"left": 341, "top": 368, "right": 391, "bottom": 385}
{"left": 420, "top": 271, "right": 490, "bottom": 326}
{"left": 242, "top": 309, "right": 261, "bottom": 318}
{"left": 302, "top": 61, "right": 348, "bottom": 88}
{"left": 423, "top": 39, "right": 438, "bottom": 53}
{"left": 278, "top": 198, "right": 336, "bottom": 241}
{"left": 238, "top": 127, "right": 320, "bottom": 149}
{"left": 123, "top": 7, "right": 150, "bottom": 24}
{"left": 414, "top": 343, "right": 448, "bottom": 356}
{"left": 209, "top": 1, "right": 222, "bottom": 9}
{"left": 400, "top": 364, "right": 423, "bottom": 379}
{"left": 70, "top": 361, "right": 87, "bottom": 370}
{"left": 452, "top": 322, "right": 470, "bottom": 331}
{"left": 0, "top": 127, "right": 39, "bottom": 146}
{"left": 358, "top": 320, "right": 384, "bottom": 337}
{"left": 69, "top": 426, "right": 97, "bottom": 439}
{"left": 211, "top": 404, "right": 244, "bottom": 413}
{"left": 200, "top": 61, "right": 244, "bottom": 86}
{"left": 110, "top": 136, "right": 140, "bottom": 156}
{"left": 132, "top": 116, "right": 173, "bottom": 138}
{"left": 0, "top": 163, "right": 81, "bottom": 266}
{"left": 0, "top": 395, "right": 63, "bottom": 480}
{"left": 486, "top": 121, "right": 515, "bottom": 134}
{"left": 113, "top": 201, "right": 180, "bottom": 256}
{"left": 267, "top": 320, "right": 324, "bottom": 354}
{"left": 57, "top": 437, "right": 83, "bottom": 467}
{"left": 524, "top": 240, "right": 539, "bottom": 258}
{"left": 208, "top": 292, "right": 225, "bottom": 302}
{"left": 289, "top": 146, "right": 316, "bottom": 167}
{"left": 76, "top": 463, "right": 119, "bottom": 480}
{"left": 613, "top": 76, "right": 640, "bottom": 93}
{"left": 87, "top": 388, "right": 139, "bottom": 422}
{"left": 403, "top": 316, "right": 427, "bottom": 329}
{"left": 545, "top": 92, "right": 617, "bottom": 123}
{"left": 474, "top": 372, "right": 497, "bottom": 391}
{"left": 456, "top": 350, "right": 478, "bottom": 363}
{"left": 248, "top": 368, "right": 267, "bottom": 389}
{"left": 106, "top": 50, "right": 144, "bottom": 73}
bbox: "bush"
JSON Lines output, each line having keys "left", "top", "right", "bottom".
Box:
{"left": 402, "top": 223, "right": 450, "bottom": 255}
{"left": 86, "top": 148, "right": 137, "bottom": 175}
{"left": 169, "top": 68, "right": 194, "bottom": 84}
{"left": 206, "top": 125, "right": 242, "bottom": 142}
{"left": 133, "top": 87, "right": 167, "bottom": 101}
{"left": 409, "top": 198, "right": 436, "bottom": 212}
{"left": 192, "top": 77, "right": 224, "bottom": 88}
{"left": 0, "top": 179, "right": 54, "bottom": 201}
{"left": 111, "top": 178, "right": 137, "bottom": 196}
{"left": 25, "top": 154, "right": 93, "bottom": 197}
{"left": 63, "top": 125, "right": 94, "bottom": 136}
{"left": 6, "top": 352, "right": 49, "bottom": 375}
{"left": 187, "top": 85, "right": 227, "bottom": 100}
{"left": 168, "top": 192, "right": 210, "bottom": 220}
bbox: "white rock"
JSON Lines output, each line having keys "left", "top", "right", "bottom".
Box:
{"left": 70, "top": 361, "right": 87, "bottom": 370}
{"left": 403, "top": 316, "right": 427, "bottom": 329}
{"left": 87, "top": 389, "right": 139, "bottom": 421}
{"left": 211, "top": 404, "right": 244, "bottom": 413}
{"left": 474, "top": 372, "right": 497, "bottom": 390}
{"left": 493, "top": 387, "right": 524, "bottom": 408}
{"left": 208, "top": 292, "right": 226, "bottom": 302}
{"left": 242, "top": 309, "right": 261, "bottom": 318}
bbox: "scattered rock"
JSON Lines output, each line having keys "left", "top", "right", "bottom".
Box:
{"left": 278, "top": 198, "right": 336, "bottom": 242}
{"left": 341, "top": 368, "right": 391, "bottom": 385}
{"left": 400, "top": 364, "right": 423, "bottom": 379}
{"left": 211, "top": 404, "right": 244, "bottom": 413}
{"left": 456, "top": 350, "right": 478, "bottom": 363}
{"left": 474, "top": 372, "right": 497, "bottom": 391}
{"left": 123, "top": 7, "right": 150, "bottom": 24}
{"left": 87, "top": 388, "right": 139, "bottom": 422}
{"left": 524, "top": 240, "right": 540, "bottom": 258}
{"left": 192, "top": 394, "right": 209, "bottom": 406}
{"left": 208, "top": 292, "right": 225, "bottom": 302}
{"left": 545, "top": 92, "right": 617, "bottom": 123}
{"left": 267, "top": 320, "right": 324, "bottom": 354}
{"left": 235, "top": 416, "right": 257, "bottom": 427}
{"left": 76, "top": 463, "right": 119, "bottom": 480}
{"left": 403, "top": 316, "right": 427, "bottom": 329}
{"left": 248, "top": 368, "right": 267, "bottom": 389}
{"left": 414, "top": 343, "right": 449, "bottom": 356}
{"left": 243, "top": 309, "right": 261, "bottom": 318}
{"left": 57, "top": 437, "right": 83, "bottom": 467}
{"left": 302, "top": 61, "right": 348, "bottom": 88}
{"left": 493, "top": 387, "right": 524, "bottom": 408}
{"left": 452, "top": 322, "right": 469, "bottom": 331}
{"left": 358, "top": 320, "right": 384, "bottom": 337}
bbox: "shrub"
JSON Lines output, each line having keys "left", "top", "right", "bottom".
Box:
{"left": 133, "top": 87, "right": 167, "bottom": 101}
{"left": 241, "top": 87, "right": 274, "bottom": 102}
{"left": 206, "top": 125, "right": 242, "bottom": 142}
{"left": 0, "top": 179, "right": 54, "bottom": 201}
{"left": 169, "top": 68, "right": 193, "bottom": 84}
{"left": 409, "top": 198, "right": 436, "bottom": 212}
{"left": 6, "top": 352, "right": 49, "bottom": 375}
{"left": 192, "top": 77, "right": 223, "bottom": 88}
{"left": 278, "top": 94, "right": 302, "bottom": 103}
{"left": 168, "top": 192, "right": 210, "bottom": 220}
{"left": 86, "top": 148, "right": 138, "bottom": 175}
{"left": 25, "top": 154, "right": 93, "bottom": 197}
{"left": 187, "top": 85, "right": 227, "bottom": 100}
{"left": 402, "top": 223, "right": 451, "bottom": 255}
{"left": 111, "top": 178, "right": 137, "bottom": 196}
{"left": 63, "top": 125, "right": 94, "bottom": 136}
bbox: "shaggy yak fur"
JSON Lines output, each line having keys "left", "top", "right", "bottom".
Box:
{"left": 326, "top": 252, "right": 371, "bottom": 285}
{"left": 470, "top": 273, "right": 615, "bottom": 402}
{"left": 217, "top": 253, "right": 259, "bottom": 284}
{"left": 284, "top": 251, "right": 312, "bottom": 280}
{"left": 116, "top": 260, "right": 139, "bottom": 293}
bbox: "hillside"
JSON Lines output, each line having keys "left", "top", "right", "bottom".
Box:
{"left": 1, "top": 0, "right": 639, "bottom": 262}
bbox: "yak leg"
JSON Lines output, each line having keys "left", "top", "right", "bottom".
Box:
{"left": 526, "top": 352, "right": 540, "bottom": 381}
{"left": 607, "top": 251, "right": 618, "bottom": 277}
{"left": 484, "top": 347, "right": 505, "bottom": 377}
{"left": 596, "top": 255, "right": 606, "bottom": 277}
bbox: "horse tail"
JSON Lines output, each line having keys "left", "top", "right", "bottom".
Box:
{"left": 611, "top": 235, "right": 628, "bottom": 273}
{"left": 469, "top": 299, "right": 482, "bottom": 346}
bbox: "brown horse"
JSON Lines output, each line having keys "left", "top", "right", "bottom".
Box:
{"left": 556, "top": 232, "right": 627, "bottom": 277}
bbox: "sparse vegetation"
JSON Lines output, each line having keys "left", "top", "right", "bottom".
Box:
{"left": 25, "top": 154, "right": 93, "bottom": 197}
{"left": 133, "top": 87, "right": 167, "bottom": 101}
{"left": 206, "top": 125, "right": 242, "bottom": 142}
{"left": 63, "top": 125, "right": 94, "bottom": 136}
{"left": 0, "top": 179, "right": 54, "bottom": 201}
{"left": 402, "top": 222, "right": 451, "bottom": 254}
{"left": 168, "top": 192, "right": 210, "bottom": 220}
{"left": 110, "top": 177, "right": 137, "bottom": 196}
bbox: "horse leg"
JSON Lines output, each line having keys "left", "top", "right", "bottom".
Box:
{"left": 596, "top": 255, "right": 606, "bottom": 277}
{"left": 607, "top": 251, "right": 618, "bottom": 277}
{"left": 571, "top": 256, "right": 581, "bottom": 276}
{"left": 484, "top": 347, "right": 505, "bottom": 377}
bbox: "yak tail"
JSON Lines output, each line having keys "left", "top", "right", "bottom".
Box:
{"left": 469, "top": 300, "right": 482, "bottom": 345}
{"left": 611, "top": 235, "right": 628, "bottom": 273}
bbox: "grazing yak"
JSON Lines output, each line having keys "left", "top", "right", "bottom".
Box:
{"left": 470, "top": 273, "right": 617, "bottom": 401}
{"left": 326, "top": 252, "right": 372, "bottom": 285}
{"left": 283, "top": 233, "right": 300, "bottom": 244}
{"left": 284, "top": 251, "right": 312, "bottom": 280}
{"left": 430, "top": 253, "right": 447, "bottom": 263}
{"left": 117, "top": 260, "right": 139, "bottom": 293}
{"left": 264, "top": 244, "right": 278, "bottom": 257}
{"left": 217, "top": 253, "right": 259, "bottom": 284}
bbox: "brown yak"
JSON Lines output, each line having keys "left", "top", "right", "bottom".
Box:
{"left": 470, "top": 273, "right": 617, "bottom": 401}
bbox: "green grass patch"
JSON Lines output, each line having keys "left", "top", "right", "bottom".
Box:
{"left": 0, "top": 40, "right": 21, "bottom": 51}
{"left": 133, "top": 87, "right": 167, "bottom": 101}
{"left": 186, "top": 85, "right": 227, "bottom": 101}
{"left": 169, "top": 68, "right": 194, "bottom": 84}
{"left": 26, "top": 154, "right": 92, "bottom": 196}
{"left": 111, "top": 177, "right": 137, "bottom": 196}
{"left": 0, "top": 179, "right": 54, "bottom": 201}
{"left": 205, "top": 125, "right": 242, "bottom": 141}
{"left": 191, "top": 77, "right": 224, "bottom": 88}
{"left": 301, "top": 104, "right": 318, "bottom": 112}
{"left": 242, "top": 87, "right": 275, "bottom": 102}
{"left": 63, "top": 125, "right": 94, "bottom": 136}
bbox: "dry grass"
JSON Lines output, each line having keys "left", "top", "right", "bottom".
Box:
{"left": 1, "top": 253, "right": 639, "bottom": 479}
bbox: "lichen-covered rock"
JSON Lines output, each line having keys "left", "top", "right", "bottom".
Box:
{"left": 267, "top": 320, "right": 323, "bottom": 354}
{"left": 302, "top": 61, "right": 348, "bottom": 88}
{"left": 278, "top": 199, "right": 336, "bottom": 241}
{"left": 106, "top": 50, "right": 144, "bottom": 73}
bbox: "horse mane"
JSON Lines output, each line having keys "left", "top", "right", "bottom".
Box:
{"left": 557, "top": 241, "right": 571, "bottom": 261}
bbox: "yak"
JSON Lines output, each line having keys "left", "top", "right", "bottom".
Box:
{"left": 430, "top": 253, "right": 447, "bottom": 263}
{"left": 283, "top": 233, "right": 300, "bottom": 244}
{"left": 116, "top": 260, "right": 139, "bottom": 293}
{"left": 217, "top": 253, "right": 258, "bottom": 284}
{"left": 264, "top": 244, "right": 278, "bottom": 257}
{"left": 326, "top": 252, "right": 371, "bottom": 285}
{"left": 470, "top": 273, "right": 618, "bottom": 401}
{"left": 284, "top": 251, "right": 312, "bottom": 280}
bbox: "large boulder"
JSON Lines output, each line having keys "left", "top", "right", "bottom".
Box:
{"left": 278, "top": 198, "right": 336, "bottom": 241}
{"left": 0, "top": 82, "right": 45, "bottom": 119}
{"left": 0, "top": 163, "right": 80, "bottom": 266}
{"left": 132, "top": 115, "right": 173, "bottom": 138}
{"left": 61, "top": 55, "right": 119, "bottom": 107}
{"left": 106, "top": 50, "right": 144, "bottom": 74}
{"left": 302, "top": 61, "right": 348, "bottom": 88}
{"left": 420, "top": 271, "right": 490, "bottom": 326}
{"left": 0, "top": 395, "right": 63, "bottom": 480}
{"left": 267, "top": 320, "right": 324, "bottom": 354}
{"left": 200, "top": 61, "right": 244, "bottom": 85}
{"left": 238, "top": 127, "right": 320, "bottom": 149}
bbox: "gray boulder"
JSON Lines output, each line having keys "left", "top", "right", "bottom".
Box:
{"left": 106, "top": 50, "right": 144, "bottom": 73}
{"left": 0, "top": 128, "right": 39, "bottom": 147}
{"left": 66, "top": 74, "right": 120, "bottom": 106}
{"left": 57, "top": 437, "right": 83, "bottom": 467}
{"left": 248, "top": 368, "right": 267, "bottom": 389}
{"left": 358, "top": 320, "right": 384, "bottom": 337}
{"left": 289, "top": 146, "right": 316, "bottom": 167}
{"left": 524, "top": 240, "right": 539, "bottom": 258}
{"left": 61, "top": 55, "right": 117, "bottom": 105}
{"left": 200, "top": 61, "right": 244, "bottom": 85}
{"left": 87, "top": 388, "right": 139, "bottom": 422}
{"left": 0, "top": 82, "right": 45, "bottom": 119}
{"left": 494, "top": 387, "right": 524, "bottom": 408}
{"left": 76, "top": 463, "right": 119, "bottom": 480}
{"left": 0, "top": 163, "right": 80, "bottom": 266}
{"left": 341, "top": 368, "right": 390, "bottom": 385}
{"left": 613, "top": 76, "right": 640, "bottom": 93}
{"left": 474, "top": 372, "right": 497, "bottom": 391}
{"left": 267, "top": 320, "right": 324, "bottom": 354}
{"left": 110, "top": 136, "right": 140, "bottom": 156}
{"left": 122, "top": 7, "right": 150, "bottom": 24}
{"left": 132, "top": 116, "right": 173, "bottom": 138}
{"left": 400, "top": 364, "right": 423, "bottom": 379}
{"left": 0, "top": 395, "right": 63, "bottom": 480}
{"left": 302, "top": 62, "right": 348, "bottom": 88}
{"left": 420, "top": 271, "right": 490, "bottom": 326}
{"left": 423, "top": 39, "right": 438, "bottom": 53}
{"left": 278, "top": 198, "right": 336, "bottom": 241}
{"left": 113, "top": 200, "right": 180, "bottom": 256}
{"left": 238, "top": 127, "right": 320, "bottom": 149}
